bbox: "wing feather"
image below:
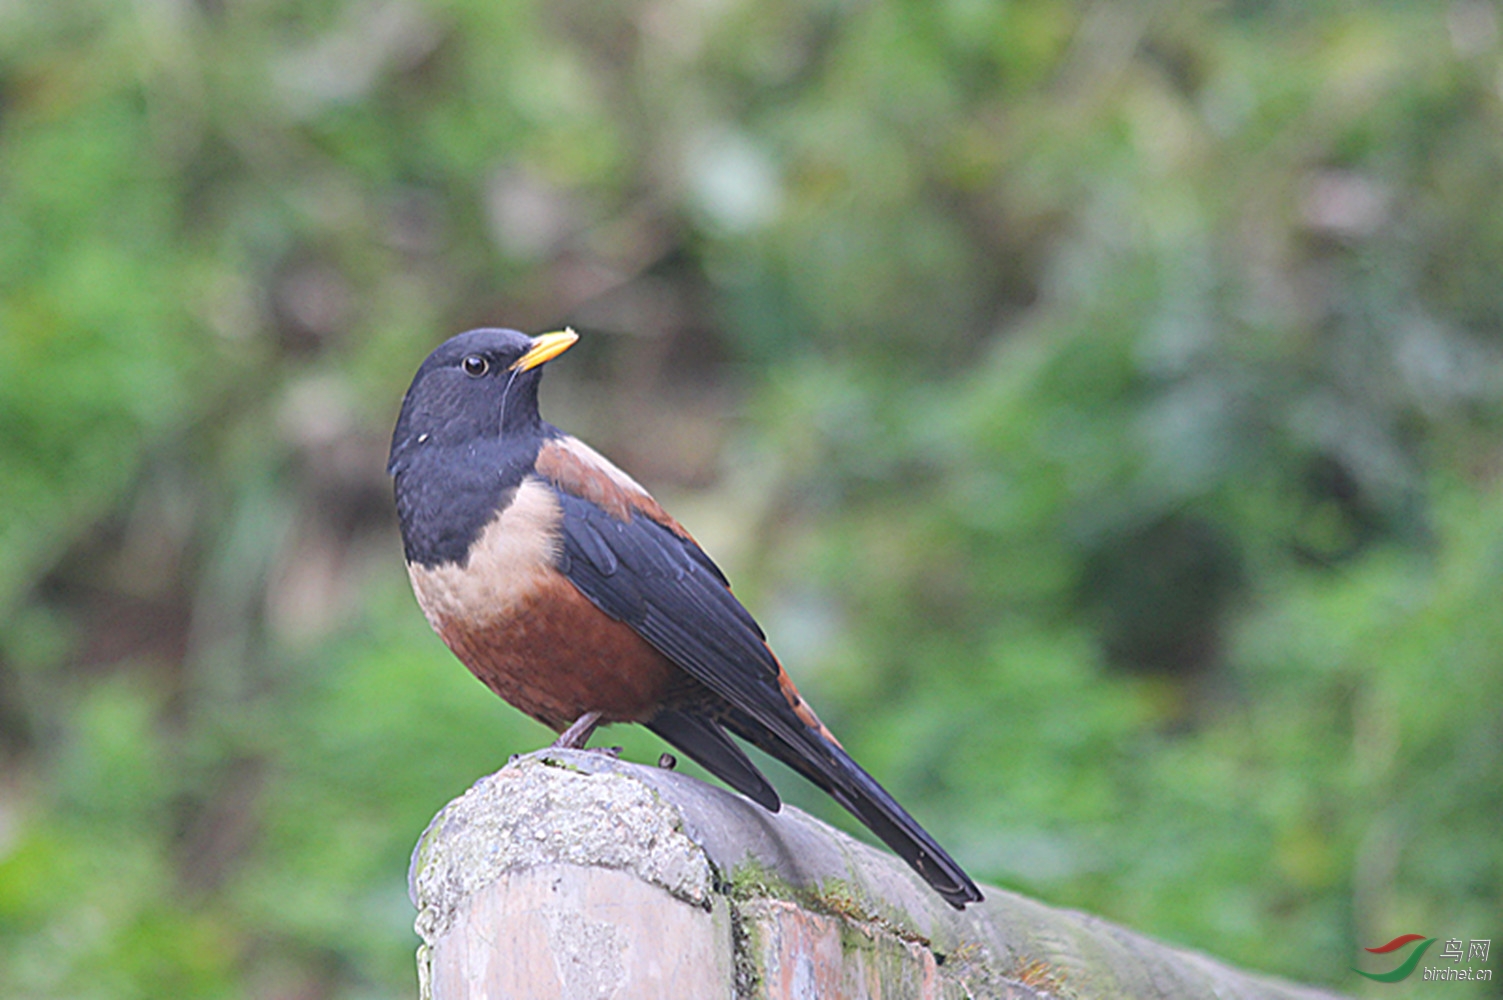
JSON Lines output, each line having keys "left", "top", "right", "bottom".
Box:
{"left": 545, "top": 479, "right": 984, "bottom": 908}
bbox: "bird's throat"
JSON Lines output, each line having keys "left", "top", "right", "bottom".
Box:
{"left": 394, "top": 436, "right": 541, "bottom": 568}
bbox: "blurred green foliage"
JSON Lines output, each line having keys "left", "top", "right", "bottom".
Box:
{"left": 2, "top": 0, "right": 1501, "bottom": 996}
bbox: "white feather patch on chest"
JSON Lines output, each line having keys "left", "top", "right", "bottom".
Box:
{"left": 406, "top": 476, "right": 563, "bottom": 632}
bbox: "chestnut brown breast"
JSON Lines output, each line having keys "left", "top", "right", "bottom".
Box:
{"left": 406, "top": 476, "right": 680, "bottom": 730}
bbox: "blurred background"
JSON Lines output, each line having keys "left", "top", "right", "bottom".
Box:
{"left": 2, "top": 0, "right": 1501, "bottom": 996}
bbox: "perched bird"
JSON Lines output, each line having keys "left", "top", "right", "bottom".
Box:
{"left": 388, "top": 327, "right": 983, "bottom": 908}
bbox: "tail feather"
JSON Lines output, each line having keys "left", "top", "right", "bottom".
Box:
{"left": 722, "top": 708, "right": 983, "bottom": 909}
{"left": 648, "top": 708, "right": 781, "bottom": 812}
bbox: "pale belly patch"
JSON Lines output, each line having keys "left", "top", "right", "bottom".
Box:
{"left": 405, "top": 475, "right": 681, "bottom": 729}
{"left": 406, "top": 476, "right": 563, "bottom": 633}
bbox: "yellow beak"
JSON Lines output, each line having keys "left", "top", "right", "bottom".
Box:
{"left": 510, "top": 328, "right": 579, "bottom": 372}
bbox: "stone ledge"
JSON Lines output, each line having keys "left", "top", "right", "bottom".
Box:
{"left": 409, "top": 750, "right": 1346, "bottom": 1000}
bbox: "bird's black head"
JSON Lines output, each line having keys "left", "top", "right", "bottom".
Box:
{"left": 387, "top": 327, "right": 577, "bottom": 477}
{"left": 387, "top": 327, "right": 577, "bottom": 567}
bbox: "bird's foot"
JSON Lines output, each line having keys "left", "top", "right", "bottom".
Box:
{"left": 552, "top": 710, "right": 603, "bottom": 750}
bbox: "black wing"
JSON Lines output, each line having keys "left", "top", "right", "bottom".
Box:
{"left": 550, "top": 486, "right": 983, "bottom": 908}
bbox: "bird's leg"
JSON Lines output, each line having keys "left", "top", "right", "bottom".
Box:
{"left": 552, "top": 710, "right": 603, "bottom": 750}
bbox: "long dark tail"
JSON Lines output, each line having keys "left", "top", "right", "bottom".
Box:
{"left": 720, "top": 707, "right": 983, "bottom": 909}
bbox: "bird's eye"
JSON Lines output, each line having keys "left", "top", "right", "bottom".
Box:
{"left": 462, "top": 355, "right": 489, "bottom": 377}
